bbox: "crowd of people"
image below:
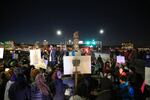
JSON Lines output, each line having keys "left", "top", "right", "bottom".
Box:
{"left": 0, "top": 46, "right": 150, "bottom": 100}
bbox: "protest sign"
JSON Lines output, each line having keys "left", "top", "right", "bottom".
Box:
{"left": 63, "top": 56, "right": 91, "bottom": 75}
{"left": 30, "top": 49, "right": 41, "bottom": 66}
{"left": 117, "top": 55, "right": 125, "bottom": 64}
{"left": 0, "top": 48, "right": 4, "bottom": 59}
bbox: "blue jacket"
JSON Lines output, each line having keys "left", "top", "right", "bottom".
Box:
{"left": 120, "top": 81, "right": 134, "bottom": 100}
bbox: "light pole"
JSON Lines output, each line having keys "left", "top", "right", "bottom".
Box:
{"left": 56, "top": 30, "right": 67, "bottom": 50}
{"left": 99, "top": 29, "right": 104, "bottom": 52}
{"left": 56, "top": 30, "right": 63, "bottom": 44}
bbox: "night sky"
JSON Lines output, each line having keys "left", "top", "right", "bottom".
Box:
{"left": 1, "top": 0, "right": 150, "bottom": 46}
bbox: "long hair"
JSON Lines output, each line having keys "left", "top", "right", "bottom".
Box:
{"left": 30, "top": 69, "right": 40, "bottom": 81}
{"left": 35, "top": 73, "right": 50, "bottom": 96}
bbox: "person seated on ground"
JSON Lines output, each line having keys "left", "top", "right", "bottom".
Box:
{"left": 103, "top": 61, "right": 111, "bottom": 76}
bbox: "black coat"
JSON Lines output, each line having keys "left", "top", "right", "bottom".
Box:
{"left": 96, "top": 78, "right": 113, "bottom": 100}
{"left": 96, "top": 91, "right": 112, "bottom": 100}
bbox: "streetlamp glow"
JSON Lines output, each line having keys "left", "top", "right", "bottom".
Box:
{"left": 100, "top": 29, "right": 104, "bottom": 34}
{"left": 57, "top": 30, "right": 62, "bottom": 35}
{"left": 69, "top": 39, "right": 72, "bottom": 42}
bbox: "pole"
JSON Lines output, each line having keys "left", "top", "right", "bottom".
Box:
{"left": 73, "top": 31, "right": 80, "bottom": 93}
{"left": 75, "top": 65, "right": 78, "bottom": 89}
{"left": 72, "top": 59, "right": 80, "bottom": 92}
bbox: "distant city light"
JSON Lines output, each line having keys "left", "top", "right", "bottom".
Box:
{"left": 79, "top": 41, "right": 83, "bottom": 44}
{"left": 68, "top": 40, "right": 72, "bottom": 44}
{"left": 92, "top": 41, "right": 96, "bottom": 45}
{"left": 69, "top": 40, "right": 72, "bottom": 42}
{"left": 90, "top": 45, "right": 93, "bottom": 48}
{"left": 86, "top": 41, "right": 90, "bottom": 45}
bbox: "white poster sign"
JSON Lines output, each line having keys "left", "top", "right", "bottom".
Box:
{"left": 63, "top": 56, "right": 91, "bottom": 75}
{"left": 0, "top": 48, "right": 4, "bottom": 59}
{"left": 145, "top": 67, "right": 150, "bottom": 85}
{"left": 30, "top": 49, "right": 41, "bottom": 66}
{"left": 117, "top": 56, "right": 125, "bottom": 64}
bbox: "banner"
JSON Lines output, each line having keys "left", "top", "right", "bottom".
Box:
{"left": 0, "top": 48, "right": 4, "bottom": 59}
{"left": 63, "top": 56, "right": 91, "bottom": 75}
{"left": 30, "top": 49, "right": 41, "bottom": 66}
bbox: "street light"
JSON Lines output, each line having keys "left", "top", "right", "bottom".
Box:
{"left": 100, "top": 29, "right": 104, "bottom": 34}
{"left": 56, "top": 30, "right": 67, "bottom": 49}
{"left": 57, "top": 30, "right": 62, "bottom": 36}
{"left": 98, "top": 29, "right": 104, "bottom": 52}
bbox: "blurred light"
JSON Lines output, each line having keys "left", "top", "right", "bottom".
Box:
{"left": 100, "top": 29, "right": 104, "bottom": 34}
{"left": 90, "top": 45, "right": 93, "bottom": 48}
{"left": 79, "top": 41, "right": 83, "bottom": 44}
{"left": 86, "top": 41, "right": 90, "bottom": 45}
{"left": 92, "top": 41, "right": 96, "bottom": 45}
{"left": 5, "top": 68, "right": 9, "bottom": 72}
{"left": 85, "top": 48, "right": 88, "bottom": 53}
{"left": 57, "top": 30, "right": 62, "bottom": 35}
{"left": 69, "top": 40, "right": 72, "bottom": 42}
{"left": 119, "top": 68, "right": 123, "bottom": 75}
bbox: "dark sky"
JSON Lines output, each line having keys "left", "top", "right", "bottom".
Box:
{"left": 1, "top": 0, "right": 150, "bottom": 46}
